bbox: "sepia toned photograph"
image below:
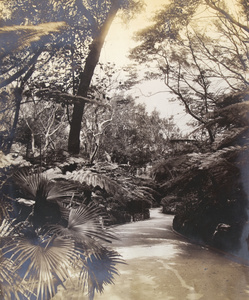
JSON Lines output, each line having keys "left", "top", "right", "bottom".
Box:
{"left": 0, "top": 0, "right": 249, "bottom": 299}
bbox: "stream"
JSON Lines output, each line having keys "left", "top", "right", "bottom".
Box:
{"left": 54, "top": 208, "right": 249, "bottom": 300}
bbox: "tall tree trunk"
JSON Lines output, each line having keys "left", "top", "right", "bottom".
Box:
{"left": 68, "top": 0, "right": 120, "bottom": 154}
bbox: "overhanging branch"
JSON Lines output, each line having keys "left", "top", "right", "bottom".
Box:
{"left": 36, "top": 89, "right": 111, "bottom": 107}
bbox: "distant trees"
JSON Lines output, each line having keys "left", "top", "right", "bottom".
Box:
{"left": 16, "top": 100, "right": 67, "bottom": 158}
{"left": 95, "top": 96, "right": 181, "bottom": 166}
{"left": 0, "top": 0, "right": 181, "bottom": 166}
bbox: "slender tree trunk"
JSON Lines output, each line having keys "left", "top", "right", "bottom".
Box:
{"left": 30, "top": 131, "right": 35, "bottom": 154}
{"left": 6, "top": 88, "right": 22, "bottom": 153}
{"left": 5, "top": 61, "right": 37, "bottom": 153}
{"left": 90, "top": 141, "right": 99, "bottom": 165}
{"left": 68, "top": 0, "right": 120, "bottom": 154}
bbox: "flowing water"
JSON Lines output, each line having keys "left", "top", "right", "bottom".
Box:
{"left": 54, "top": 208, "right": 249, "bottom": 300}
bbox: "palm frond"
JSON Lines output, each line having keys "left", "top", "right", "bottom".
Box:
{"left": 51, "top": 203, "right": 117, "bottom": 244}
{"left": 0, "top": 257, "right": 24, "bottom": 300}
{"left": 46, "top": 182, "right": 78, "bottom": 202}
{"left": 0, "top": 218, "right": 15, "bottom": 238}
{"left": 57, "top": 202, "right": 71, "bottom": 221}
{"left": 79, "top": 248, "right": 124, "bottom": 300}
{"left": 5, "top": 235, "right": 78, "bottom": 299}
{"left": 14, "top": 169, "right": 77, "bottom": 203}
{"left": 14, "top": 169, "right": 41, "bottom": 199}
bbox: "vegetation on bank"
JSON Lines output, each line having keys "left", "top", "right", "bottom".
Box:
{"left": 155, "top": 90, "right": 249, "bottom": 254}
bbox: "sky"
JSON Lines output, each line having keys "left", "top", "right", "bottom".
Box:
{"left": 99, "top": 0, "right": 194, "bottom": 134}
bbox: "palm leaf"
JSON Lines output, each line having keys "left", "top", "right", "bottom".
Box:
{"left": 0, "top": 218, "right": 21, "bottom": 298}
{"left": 46, "top": 181, "right": 78, "bottom": 203}
{"left": 14, "top": 169, "right": 77, "bottom": 202}
{"left": 57, "top": 202, "right": 71, "bottom": 221}
{"left": 0, "top": 218, "right": 15, "bottom": 238}
{"left": 51, "top": 203, "right": 117, "bottom": 245}
{"left": 14, "top": 169, "right": 41, "bottom": 199}
{"left": 0, "top": 218, "right": 29, "bottom": 299}
{"left": 0, "top": 256, "right": 25, "bottom": 300}
{"left": 5, "top": 235, "right": 78, "bottom": 299}
{"left": 79, "top": 248, "right": 124, "bottom": 300}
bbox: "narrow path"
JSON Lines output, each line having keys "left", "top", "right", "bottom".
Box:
{"left": 54, "top": 208, "right": 249, "bottom": 300}
{"left": 94, "top": 208, "right": 249, "bottom": 300}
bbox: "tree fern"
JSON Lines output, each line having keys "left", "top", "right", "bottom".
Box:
{"left": 167, "top": 90, "right": 249, "bottom": 253}
{"left": 67, "top": 170, "right": 125, "bottom": 196}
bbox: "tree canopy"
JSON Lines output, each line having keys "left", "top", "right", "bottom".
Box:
{"left": 130, "top": 0, "right": 249, "bottom": 143}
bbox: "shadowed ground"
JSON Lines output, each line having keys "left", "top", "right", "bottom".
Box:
{"left": 54, "top": 208, "right": 249, "bottom": 300}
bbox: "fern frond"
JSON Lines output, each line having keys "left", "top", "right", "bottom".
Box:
{"left": 199, "top": 145, "right": 249, "bottom": 170}
{"left": 130, "top": 186, "right": 155, "bottom": 203}
{"left": 208, "top": 101, "right": 249, "bottom": 126}
{"left": 212, "top": 127, "right": 249, "bottom": 149}
{"left": 67, "top": 170, "right": 124, "bottom": 195}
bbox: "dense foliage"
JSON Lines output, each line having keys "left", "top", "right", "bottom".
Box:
{"left": 154, "top": 90, "right": 249, "bottom": 255}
